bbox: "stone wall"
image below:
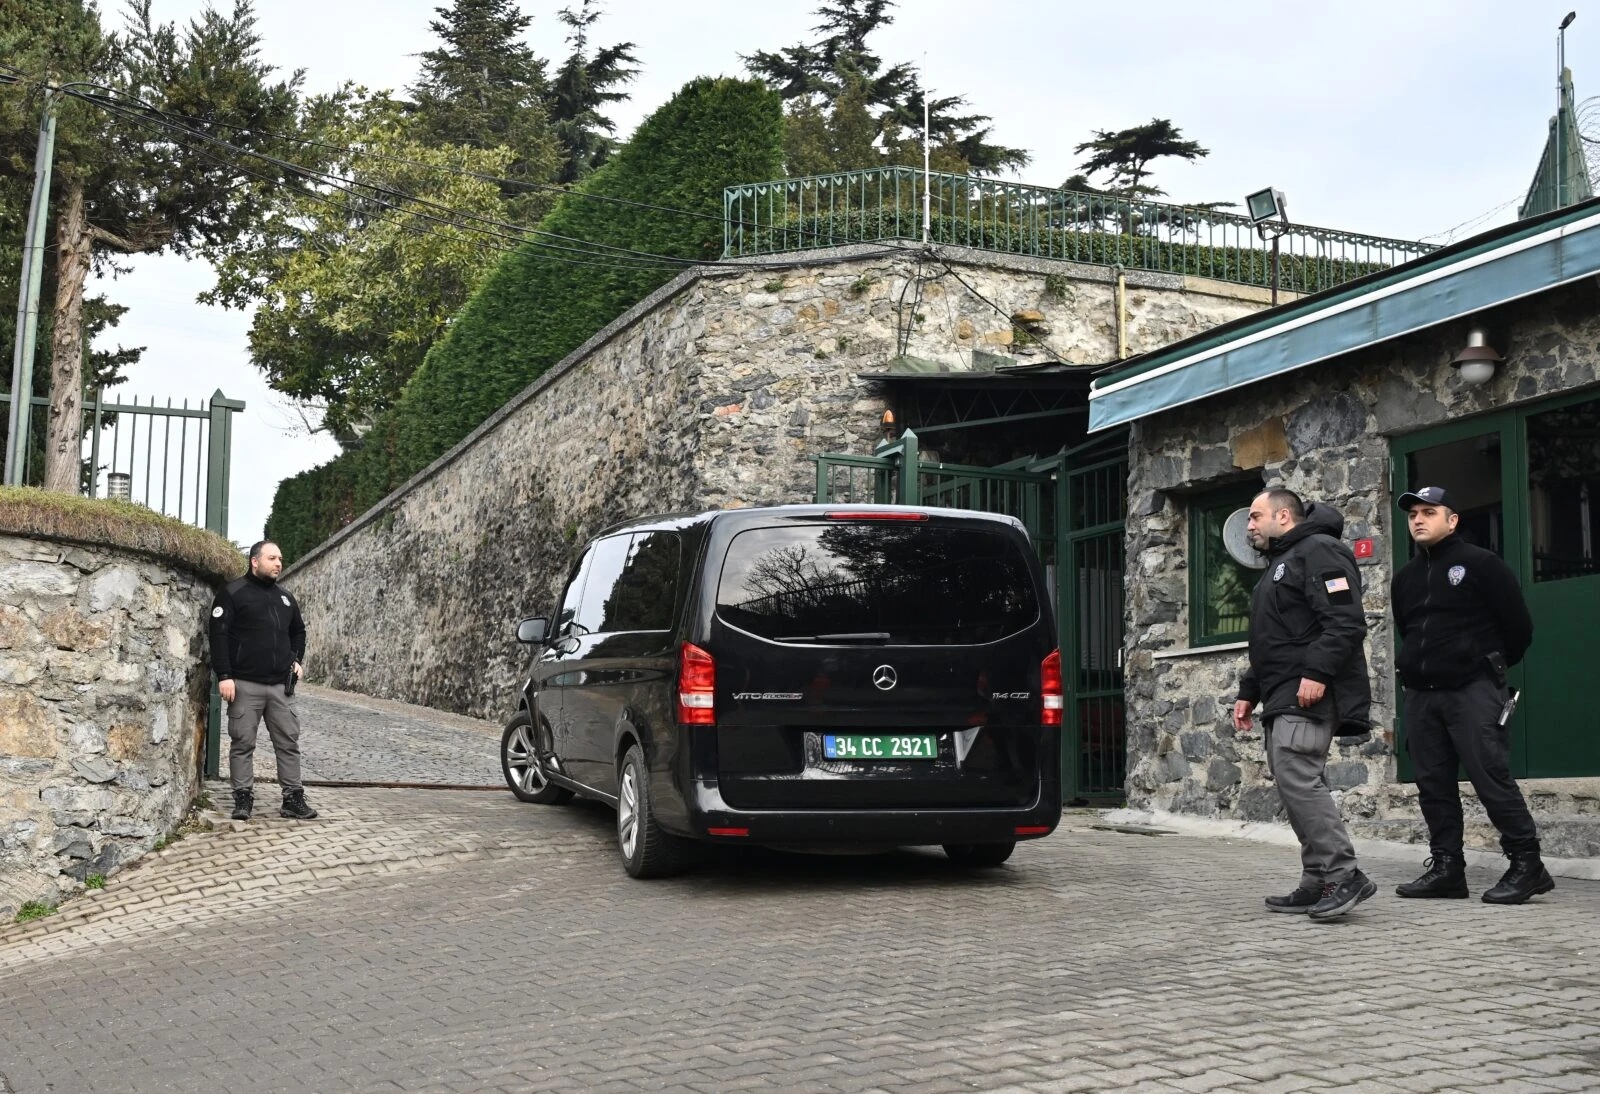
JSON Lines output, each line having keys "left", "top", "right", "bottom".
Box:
{"left": 1122, "top": 279, "right": 1600, "bottom": 852}
{"left": 1, "top": 536, "right": 216, "bottom": 918}
{"left": 286, "top": 244, "right": 1270, "bottom": 721}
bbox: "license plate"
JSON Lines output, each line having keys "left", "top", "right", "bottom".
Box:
{"left": 823, "top": 734, "right": 938, "bottom": 760}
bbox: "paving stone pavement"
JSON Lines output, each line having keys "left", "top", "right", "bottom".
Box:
{"left": 2, "top": 689, "right": 1598, "bottom": 1094}
{"left": 240, "top": 683, "right": 505, "bottom": 788}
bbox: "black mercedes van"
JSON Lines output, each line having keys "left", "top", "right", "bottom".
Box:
{"left": 500, "top": 504, "right": 1062, "bottom": 878}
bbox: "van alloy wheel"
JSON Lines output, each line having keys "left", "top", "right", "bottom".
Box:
{"left": 617, "top": 743, "right": 689, "bottom": 879}
{"left": 618, "top": 765, "right": 640, "bottom": 860}
{"left": 500, "top": 712, "right": 573, "bottom": 805}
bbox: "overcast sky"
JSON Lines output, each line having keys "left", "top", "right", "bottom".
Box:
{"left": 86, "top": 0, "right": 1598, "bottom": 542}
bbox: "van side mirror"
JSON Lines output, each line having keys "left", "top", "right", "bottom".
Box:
{"left": 515, "top": 616, "right": 548, "bottom": 645}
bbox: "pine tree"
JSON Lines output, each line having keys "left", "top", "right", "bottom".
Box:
{"left": 546, "top": 1, "right": 639, "bottom": 184}
{"left": 1073, "top": 118, "right": 1209, "bottom": 201}
{"left": 0, "top": 0, "right": 300, "bottom": 493}
{"left": 408, "top": 0, "right": 560, "bottom": 209}
{"left": 744, "top": 0, "right": 1027, "bottom": 176}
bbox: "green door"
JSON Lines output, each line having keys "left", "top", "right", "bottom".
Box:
{"left": 1390, "top": 389, "right": 1600, "bottom": 779}
{"left": 1521, "top": 395, "right": 1600, "bottom": 776}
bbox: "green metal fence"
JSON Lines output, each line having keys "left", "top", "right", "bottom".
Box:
{"left": 814, "top": 429, "right": 1131, "bottom": 804}
{"left": 726, "top": 167, "right": 1436, "bottom": 294}
{"left": 0, "top": 387, "right": 244, "bottom": 537}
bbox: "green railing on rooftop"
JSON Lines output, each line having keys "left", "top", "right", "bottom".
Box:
{"left": 723, "top": 167, "right": 1436, "bottom": 294}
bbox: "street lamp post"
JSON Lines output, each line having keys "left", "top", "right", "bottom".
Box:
{"left": 1245, "top": 187, "right": 1290, "bottom": 306}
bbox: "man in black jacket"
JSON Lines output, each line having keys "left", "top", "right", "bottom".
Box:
{"left": 1233, "top": 488, "right": 1377, "bottom": 921}
{"left": 210, "top": 541, "right": 318, "bottom": 822}
{"left": 1391, "top": 486, "right": 1550, "bottom": 904}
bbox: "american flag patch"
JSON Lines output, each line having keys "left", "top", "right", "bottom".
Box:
{"left": 1324, "top": 577, "right": 1350, "bottom": 594}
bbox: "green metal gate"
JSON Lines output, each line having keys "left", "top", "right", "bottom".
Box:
{"left": 815, "top": 429, "right": 1129, "bottom": 803}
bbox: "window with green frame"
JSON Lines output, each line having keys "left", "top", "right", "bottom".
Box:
{"left": 1188, "top": 483, "right": 1262, "bottom": 646}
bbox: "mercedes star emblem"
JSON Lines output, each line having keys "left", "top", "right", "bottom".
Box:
{"left": 872, "top": 664, "right": 898, "bottom": 691}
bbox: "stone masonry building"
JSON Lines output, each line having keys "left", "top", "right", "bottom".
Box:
{"left": 1091, "top": 196, "right": 1600, "bottom": 857}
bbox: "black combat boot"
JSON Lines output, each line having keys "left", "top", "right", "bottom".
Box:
{"left": 280, "top": 788, "right": 319, "bottom": 820}
{"left": 1395, "top": 853, "right": 1468, "bottom": 899}
{"left": 1482, "top": 849, "right": 1555, "bottom": 904}
{"left": 231, "top": 789, "right": 253, "bottom": 821}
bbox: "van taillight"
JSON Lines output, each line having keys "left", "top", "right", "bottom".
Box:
{"left": 678, "top": 642, "right": 716, "bottom": 725}
{"left": 1041, "top": 649, "right": 1063, "bottom": 726}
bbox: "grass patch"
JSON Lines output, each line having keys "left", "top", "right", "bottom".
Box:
{"left": 15, "top": 901, "right": 56, "bottom": 923}
{"left": 84, "top": 874, "right": 106, "bottom": 890}
{"left": 762, "top": 277, "right": 786, "bottom": 294}
{"left": 0, "top": 486, "right": 244, "bottom": 585}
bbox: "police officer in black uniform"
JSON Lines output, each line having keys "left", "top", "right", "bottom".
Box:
{"left": 1391, "top": 486, "right": 1550, "bottom": 904}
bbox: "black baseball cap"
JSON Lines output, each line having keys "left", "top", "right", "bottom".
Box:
{"left": 1398, "top": 486, "right": 1455, "bottom": 511}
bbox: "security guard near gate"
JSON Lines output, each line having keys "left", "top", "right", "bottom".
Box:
{"left": 1233, "top": 488, "right": 1377, "bottom": 921}
{"left": 1391, "top": 487, "right": 1551, "bottom": 904}
{"left": 210, "top": 540, "right": 319, "bottom": 823}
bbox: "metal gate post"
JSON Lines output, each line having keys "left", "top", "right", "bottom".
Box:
{"left": 203, "top": 389, "right": 244, "bottom": 538}
{"left": 202, "top": 388, "right": 244, "bottom": 781}
{"left": 897, "top": 429, "right": 920, "bottom": 505}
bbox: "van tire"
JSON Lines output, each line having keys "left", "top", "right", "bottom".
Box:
{"left": 943, "top": 841, "right": 1016, "bottom": 867}
{"left": 501, "top": 711, "right": 573, "bottom": 805}
{"left": 617, "top": 743, "right": 689, "bottom": 878}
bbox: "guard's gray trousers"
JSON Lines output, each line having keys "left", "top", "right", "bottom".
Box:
{"left": 227, "top": 679, "right": 302, "bottom": 792}
{"left": 1266, "top": 713, "right": 1358, "bottom": 887}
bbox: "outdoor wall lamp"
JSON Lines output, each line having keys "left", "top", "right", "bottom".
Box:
{"left": 1451, "top": 327, "right": 1504, "bottom": 386}
{"left": 880, "top": 409, "right": 897, "bottom": 440}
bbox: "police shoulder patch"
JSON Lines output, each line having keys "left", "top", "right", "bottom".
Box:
{"left": 281, "top": 595, "right": 292, "bottom": 606}
{"left": 1448, "top": 565, "right": 1466, "bottom": 586}
{"left": 1272, "top": 563, "right": 1286, "bottom": 582}
{"left": 212, "top": 606, "right": 224, "bottom": 618}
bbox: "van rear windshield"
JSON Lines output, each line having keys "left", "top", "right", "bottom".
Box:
{"left": 715, "top": 523, "right": 1040, "bottom": 645}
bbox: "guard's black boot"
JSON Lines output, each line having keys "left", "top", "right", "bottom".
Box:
{"left": 1482, "top": 850, "right": 1555, "bottom": 904}
{"left": 1396, "top": 853, "right": 1469, "bottom": 899}
{"left": 1264, "top": 884, "right": 1322, "bottom": 914}
{"left": 230, "top": 789, "right": 253, "bottom": 821}
{"left": 280, "top": 788, "right": 319, "bottom": 820}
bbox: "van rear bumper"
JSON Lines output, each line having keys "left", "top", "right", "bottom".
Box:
{"left": 681, "top": 778, "right": 1062, "bottom": 846}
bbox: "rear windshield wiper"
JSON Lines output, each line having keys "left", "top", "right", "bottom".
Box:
{"left": 776, "top": 632, "right": 892, "bottom": 644}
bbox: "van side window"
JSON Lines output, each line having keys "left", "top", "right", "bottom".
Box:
{"left": 573, "top": 535, "right": 632, "bottom": 636}
{"left": 600, "top": 531, "right": 681, "bottom": 632}
{"left": 555, "top": 547, "right": 595, "bottom": 636}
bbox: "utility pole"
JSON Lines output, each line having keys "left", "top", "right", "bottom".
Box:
{"left": 1558, "top": 11, "right": 1576, "bottom": 209}
{"left": 4, "top": 90, "right": 59, "bottom": 487}
{"left": 922, "top": 60, "right": 931, "bottom": 246}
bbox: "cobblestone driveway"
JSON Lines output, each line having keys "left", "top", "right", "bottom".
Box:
{"left": 2, "top": 689, "right": 1597, "bottom": 1094}
{"left": 244, "top": 683, "right": 504, "bottom": 787}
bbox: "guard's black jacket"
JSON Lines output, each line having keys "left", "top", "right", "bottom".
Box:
{"left": 1237, "top": 503, "right": 1372, "bottom": 733}
{"left": 1390, "top": 531, "right": 1533, "bottom": 690}
{"left": 209, "top": 573, "right": 306, "bottom": 685}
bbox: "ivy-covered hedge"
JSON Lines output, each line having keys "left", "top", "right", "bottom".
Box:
{"left": 268, "top": 78, "right": 785, "bottom": 564}
{"left": 737, "top": 209, "right": 1392, "bottom": 294}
